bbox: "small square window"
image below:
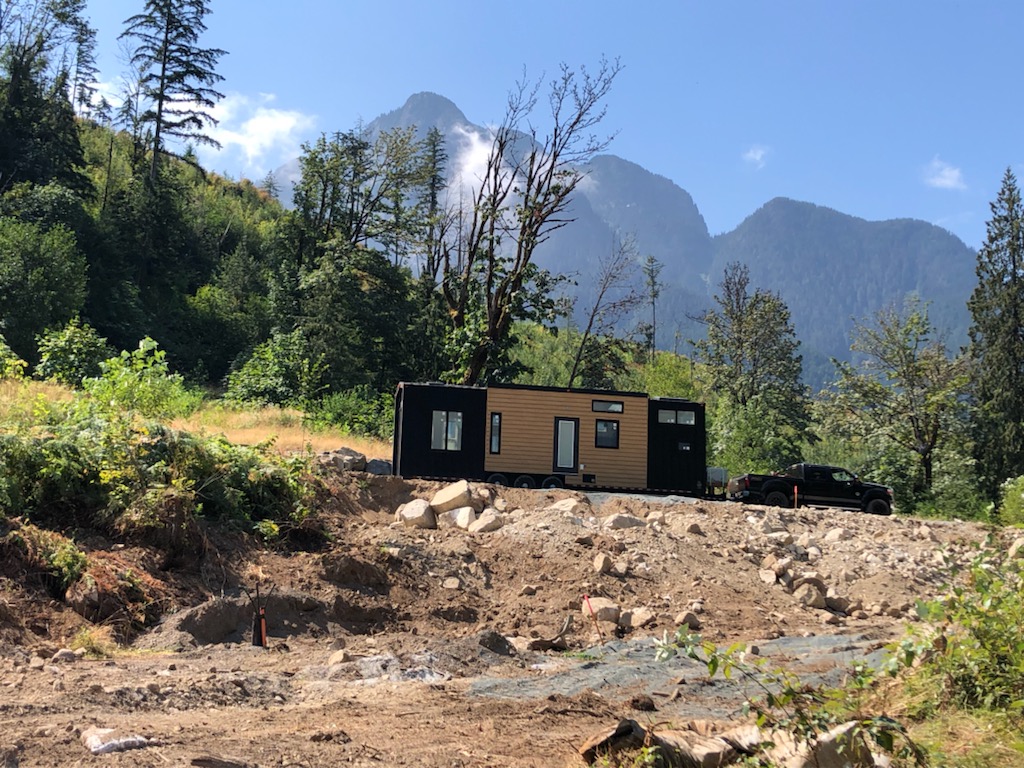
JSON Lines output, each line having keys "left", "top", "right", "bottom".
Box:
{"left": 595, "top": 419, "right": 619, "bottom": 449}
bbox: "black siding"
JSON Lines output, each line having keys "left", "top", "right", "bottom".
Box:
{"left": 646, "top": 399, "right": 707, "bottom": 494}
{"left": 393, "top": 383, "right": 487, "bottom": 481}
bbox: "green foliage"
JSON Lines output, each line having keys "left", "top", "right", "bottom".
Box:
{"left": 711, "top": 395, "right": 805, "bottom": 473}
{"left": 225, "top": 329, "right": 327, "bottom": 407}
{"left": 999, "top": 476, "right": 1024, "bottom": 526}
{"left": 0, "top": 433, "right": 107, "bottom": 524}
{"left": 0, "top": 333, "right": 27, "bottom": 378}
{"left": 84, "top": 337, "right": 200, "bottom": 419}
{"left": 828, "top": 297, "right": 970, "bottom": 498}
{"left": 305, "top": 385, "right": 394, "bottom": 439}
{"left": 35, "top": 316, "right": 114, "bottom": 386}
{"left": 968, "top": 169, "right": 1024, "bottom": 502}
{"left": 120, "top": 0, "right": 226, "bottom": 181}
{"left": 899, "top": 544, "right": 1024, "bottom": 720}
{"left": 0, "top": 216, "right": 87, "bottom": 359}
{"left": 693, "top": 262, "right": 810, "bottom": 470}
{"left": 7, "top": 524, "right": 89, "bottom": 595}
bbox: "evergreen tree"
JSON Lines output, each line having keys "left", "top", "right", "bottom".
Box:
{"left": 119, "top": 0, "right": 226, "bottom": 182}
{"left": 968, "top": 168, "right": 1024, "bottom": 501}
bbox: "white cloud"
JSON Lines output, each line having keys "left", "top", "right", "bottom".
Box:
{"left": 924, "top": 156, "right": 966, "bottom": 191}
{"left": 743, "top": 144, "right": 769, "bottom": 170}
{"left": 451, "top": 123, "right": 494, "bottom": 198}
{"left": 199, "top": 93, "right": 316, "bottom": 177}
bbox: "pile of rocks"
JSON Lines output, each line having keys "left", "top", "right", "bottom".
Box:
{"left": 394, "top": 480, "right": 510, "bottom": 534}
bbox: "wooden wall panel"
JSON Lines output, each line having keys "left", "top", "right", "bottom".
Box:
{"left": 484, "top": 388, "right": 649, "bottom": 488}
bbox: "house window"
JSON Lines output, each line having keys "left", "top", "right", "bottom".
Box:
{"left": 592, "top": 399, "right": 624, "bottom": 413}
{"left": 657, "top": 409, "right": 696, "bottom": 425}
{"left": 490, "top": 412, "right": 501, "bottom": 454}
{"left": 595, "top": 419, "right": 619, "bottom": 449}
{"left": 431, "top": 410, "right": 463, "bottom": 451}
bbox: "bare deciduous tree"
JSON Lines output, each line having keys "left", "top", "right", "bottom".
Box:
{"left": 441, "top": 57, "right": 621, "bottom": 384}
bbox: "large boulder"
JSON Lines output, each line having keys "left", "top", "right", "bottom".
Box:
{"left": 430, "top": 481, "right": 473, "bottom": 513}
{"left": 397, "top": 499, "right": 437, "bottom": 529}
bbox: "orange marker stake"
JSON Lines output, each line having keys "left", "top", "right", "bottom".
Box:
{"left": 583, "top": 594, "right": 604, "bottom": 641}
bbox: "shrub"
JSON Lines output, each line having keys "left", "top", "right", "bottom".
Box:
{"left": 6, "top": 523, "right": 88, "bottom": 595}
{"left": 305, "top": 385, "right": 394, "bottom": 439}
{"left": 999, "top": 475, "right": 1024, "bottom": 526}
{"left": 225, "top": 329, "right": 326, "bottom": 407}
{"left": 0, "top": 334, "right": 26, "bottom": 379}
{"left": 83, "top": 337, "right": 200, "bottom": 419}
{"left": 35, "top": 317, "right": 113, "bottom": 386}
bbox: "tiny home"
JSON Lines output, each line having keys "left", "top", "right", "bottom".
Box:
{"left": 393, "top": 382, "right": 707, "bottom": 495}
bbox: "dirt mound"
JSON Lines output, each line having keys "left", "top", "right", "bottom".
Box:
{"left": 0, "top": 475, "right": 997, "bottom": 766}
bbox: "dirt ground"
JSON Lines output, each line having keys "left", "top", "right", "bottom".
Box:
{"left": 0, "top": 471, "right": 996, "bottom": 767}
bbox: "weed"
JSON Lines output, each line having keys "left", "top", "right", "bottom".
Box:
{"left": 70, "top": 625, "right": 117, "bottom": 658}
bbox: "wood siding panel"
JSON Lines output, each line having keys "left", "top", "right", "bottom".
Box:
{"left": 484, "top": 389, "right": 649, "bottom": 488}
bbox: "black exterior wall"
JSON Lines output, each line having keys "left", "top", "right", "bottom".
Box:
{"left": 646, "top": 398, "right": 707, "bottom": 494}
{"left": 393, "top": 383, "right": 487, "bottom": 481}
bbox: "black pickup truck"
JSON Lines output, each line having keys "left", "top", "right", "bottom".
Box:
{"left": 727, "top": 463, "right": 894, "bottom": 515}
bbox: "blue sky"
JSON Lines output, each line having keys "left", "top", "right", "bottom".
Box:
{"left": 84, "top": 1, "right": 1023, "bottom": 250}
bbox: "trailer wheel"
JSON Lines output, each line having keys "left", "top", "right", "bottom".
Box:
{"left": 513, "top": 475, "right": 536, "bottom": 489}
{"left": 486, "top": 473, "right": 508, "bottom": 486}
{"left": 764, "top": 490, "right": 790, "bottom": 508}
{"left": 541, "top": 476, "right": 563, "bottom": 489}
{"left": 865, "top": 497, "right": 891, "bottom": 516}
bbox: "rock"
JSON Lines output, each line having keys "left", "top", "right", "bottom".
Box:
{"left": 442, "top": 577, "right": 461, "bottom": 590}
{"left": 792, "top": 574, "right": 828, "bottom": 595}
{"left": 766, "top": 531, "right": 794, "bottom": 546}
{"left": 319, "top": 447, "right": 366, "bottom": 472}
{"left": 397, "top": 499, "right": 436, "bottom": 529}
{"left": 81, "top": 727, "right": 151, "bottom": 755}
{"left": 51, "top": 648, "right": 77, "bottom": 663}
{"left": 612, "top": 559, "right": 630, "bottom": 577}
{"left": 519, "top": 585, "right": 537, "bottom": 596}
{"left": 823, "top": 527, "right": 851, "bottom": 543}
{"left": 364, "top": 458, "right": 392, "bottom": 475}
{"left": 765, "top": 720, "right": 872, "bottom": 768}
{"left": 28, "top": 657, "right": 44, "bottom": 670}
{"left": 825, "top": 593, "right": 851, "bottom": 613}
{"left": 328, "top": 649, "right": 350, "bottom": 665}
{"left": 619, "top": 607, "right": 656, "bottom": 630}
{"left": 493, "top": 497, "right": 509, "bottom": 512}
{"left": 448, "top": 506, "right": 477, "bottom": 530}
{"left": 793, "top": 583, "right": 827, "bottom": 609}
{"left": 602, "top": 513, "right": 645, "bottom": 530}
{"left": 675, "top": 610, "right": 702, "bottom": 631}
{"left": 1008, "top": 537, "right": 1024, "bottom": 560}
{"left": 430, "top": 480, "right": 473, "bottom": 513}
{"left": 685, "top": 522, "right": 705, "bottom": 536}
{"left": 1, "top": 743, "right": 20, "bottom": 768}
{"left": 758, "top": 569, "right": 778, "bottom": 585}
{"left": 546, "top": 498, "right": 588, "bottom": 516}
{"left": 469, "top": 510, "right": 504, "bottom": 533}
{"left": 582, "top": 596, "right": 620, "bottom": 623}
{"left": 593, "top": 553, "right": 613, "bottom": 574}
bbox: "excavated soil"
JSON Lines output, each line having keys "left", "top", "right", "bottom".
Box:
{"left": 0, "top": 471, "right": 996, "bottom": 767}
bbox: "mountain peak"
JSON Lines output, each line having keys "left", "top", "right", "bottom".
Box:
{"left": 370, "top": 91, "right": 470, "bottom": 135}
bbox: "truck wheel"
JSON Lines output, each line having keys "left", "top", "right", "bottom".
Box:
{"left": 865, "top": 497, "right": 891, "bottom": 516}
{"left": 764, "top": 490, "right": 790, "bottom": 508}
{"left": 541, "top": 476, "right": 563, "bottom": 489}
{"left": 513, "top": 475, "right": 536, "bottom": 489}
{"left": 486, "top": 473, "right": 508, "bottom": 486}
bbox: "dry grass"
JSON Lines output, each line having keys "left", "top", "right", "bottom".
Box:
{"left": 172, "top": 403, "right": 392, "bottom": 459}
{"left": 908, "top": 710, "right": 1024, "bottom": 767}
{"left": 0, "top": 378, "right": 74, "bottom": 427}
